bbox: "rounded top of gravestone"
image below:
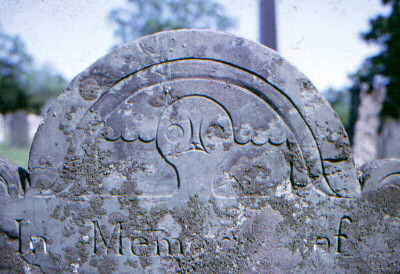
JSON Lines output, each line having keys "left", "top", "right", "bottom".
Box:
{"left": 360, "top": 158, "right": 400, "bottom": 193}
{"left": 29, "top": 29, "right": 359, "bottom": 199}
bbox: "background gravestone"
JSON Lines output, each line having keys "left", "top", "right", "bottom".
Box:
{"left": 378, "top": 119, "right": 400, "bottom": 159}
{"left": 0, "top": 30, "right": 399, "bottom": 273}
{"left": 5, "top": 110, "right": 28, "bottom": 148}
{"left": 0, "top": 114, "right": 4, "bottom": 143}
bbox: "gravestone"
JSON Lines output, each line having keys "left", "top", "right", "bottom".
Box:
{"left": 378, "top": 118, "right": 400, "bottom": 159}
{"left": 0, "top": 113, "right": 4, "bottom": 143}
{"left": 5, "top": 110, "right": 29, "bottom": 148}
{"left": 0, "top": 30, "right": 399, "bottom": 273}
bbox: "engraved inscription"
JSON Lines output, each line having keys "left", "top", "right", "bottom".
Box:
{"left": 131, "top": 237, "right": 183, "bottom": 256}
{"left": 16, "top": 219, "right": 24, "bottom": 254}
{"left": 314, "top": 215, "right": 353, "bottom": 256}
{"left": 92, "top": 220, "right": 124, "bottom": 255}
{"left": 15, "top": 219, "right": 48, "bottom": 256}
{"left": 315, "top": 236, "right": 331, "bottom": 253}
{"left": 131, "top": 237, "right": 149, "bottom": 256}
{"left": 335, "top": 216, "right": 352, "bottom": 255}
{"left": 92, "top": 221, "right": 184, "bottom": 257}
{"left": 28, "top": 236, "right": 48, "bottom": 255}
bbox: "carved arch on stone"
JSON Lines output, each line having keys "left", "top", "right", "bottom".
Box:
{"left": 29, "top": 30, "right": 359, "bottom": 198}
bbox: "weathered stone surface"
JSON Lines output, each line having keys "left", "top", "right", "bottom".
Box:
{"left": 0, "top": 30, "right": 398, "bottom": 273}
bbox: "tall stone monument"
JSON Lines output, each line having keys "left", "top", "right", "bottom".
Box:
{"left": 0, "top": 30, "right": 399, "bottom": 273}
{"left": 260, "top": 0, "right": 277, "bottom": 50}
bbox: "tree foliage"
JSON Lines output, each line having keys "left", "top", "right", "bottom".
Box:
{"left": 0, "top": 28, "right": 66, "bottom": 114}
{"left": 109, "top": 0, "right": 235, "bottom": 44}
{"left": 351, "top": 0, "right": 400, "bottom": 118}
{"left": 26, "top": 66, "right": 67, "bottom": 114}
{"left": 0, "top": 29, "right": 31, "bottom": 113}
{"left": 325, "top": 88, "right": 350, "bottom": 128}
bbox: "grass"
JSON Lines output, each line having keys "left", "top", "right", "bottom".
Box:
{"left": 0, "top": 142, "right": 31, "bottom": 169}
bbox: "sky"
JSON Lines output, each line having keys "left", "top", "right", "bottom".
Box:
{"left": 0, "top": 0, "right": 389, "bottom": 92}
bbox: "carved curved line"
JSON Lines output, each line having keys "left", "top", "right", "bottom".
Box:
{"left": 289, "top": 161, "right": 306, "bottom": 199}
{"left": 104, "top": 136, "right": 121, "bottom": 142}
{"left": 380, "top": 172, "right": 400, "bottom": 189}
{"left": 188, "top": 118, "right": 194, "bottom": 145}
{"left": 120, "top": 134, "right": 137, "bottom": 142}
{"left": 137, "top": 136, "right": 155, "bottom": 143}
{"left": 323, "top": 158, "right": 348, "bottom": 163}
{"left": 382, "top": 172, "right": 400, "bottom": 181}
{"left": 251, "top": 141, "right": 268, "bottom": 146}
{"left": 104, "top": 132, "right": 155, "bottom": 143}
{"left": 362, "top": 163, "right": 400, "bottom": 192}
{"left": 381, "top": 184, "right": 400, "bottom": 190}
{"left": 104, "top": 133, "right": 123, "bottom": 142}
{"left": 21, "top": 255, "right": 41, "bottom": 268}
{"left": 199, "top": 119, "right": 209, "bottom": 154}
{"left": 180, "top": 148, "right": 209, "bottom": 155}
{"left": 155, "top": 124, "right": 181, "bottom": 190}
{"left": 268, "top": 138, "right": 286, "bottom": 146}
{"left": 165, "top": 123, "right": 185, "bottom": 144}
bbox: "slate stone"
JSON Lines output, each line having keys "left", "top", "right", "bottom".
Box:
{"left": 0, "top": 30, "right": 398, "bottom": 273}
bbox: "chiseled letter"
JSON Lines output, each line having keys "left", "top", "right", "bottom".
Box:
{"left": 92, "top": 220, "right": 124, "bottom": 255}
{"left": 335, "top": 216, "right": 352, "bottom": 255}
